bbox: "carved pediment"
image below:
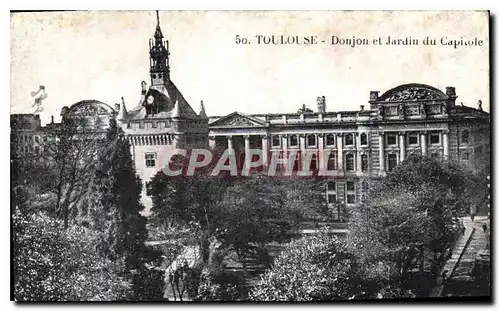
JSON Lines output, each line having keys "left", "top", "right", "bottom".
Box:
{"left": 210, "top": 112, "right": 265, "bottom": 127}
{"left": 378, "top": 84, "right": 448, "bottom": 102}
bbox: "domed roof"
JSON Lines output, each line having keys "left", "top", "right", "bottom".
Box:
{"left": 65, "top": 100, "right": 116, "bottom": 116}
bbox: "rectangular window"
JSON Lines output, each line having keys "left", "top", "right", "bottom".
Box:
{"left": 387, "top": 133, "right": 397, "bottom": 146}
{"left": 145, "top": 182, "right": 152, "bottom": 196}
{"left": 408, "top": 133, "right": 418, "bottom": 145}
{"left": 345, "top": 154, "right": 355, "bottom": 171}
{"left": 326, "top": 134, "right": 335, "bottom": 146}
{"left": 289, "top": 135, "right": 298, "bottom": 147}
{"left": 346, "top": 181, "right": 355, "bottom": 191}
{"left": 145, "top": 152, "right": 156, "bottom": 167}
{"left": 139, "top": 122, "right": 145, "bottom": 129}
{"left": 307, "top": 135, "right": 317, "bottom": 148}
{"left": 346, "top": 194, "right": 356, "bottom": 204}
{"left": 345, "top": 134, "right": 354, "bottom": 146}
{"left": 327, "top": 181, "right": 336, "bottom": 191}
{"left": 360, "top": 133, "right": 368, "bottom": 145}
{"left": 361, "top": 154, "right": 368, "bottom": 172}
{"left": 388, "top": 154, "right": 398, "bottom": 172}
{"left": 327, "top": 194, "right": 337, "bottom": 204}
{"left": 152, "top": 121, "right": 157, "bottom": 128}
{"left": 430, "top": 132, "right": 440, "bottom": 144}
{"left": 272, "top": 135, "right": 281, "bottom": 147}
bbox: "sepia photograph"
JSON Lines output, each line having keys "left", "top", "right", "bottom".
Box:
{"left": 10, "top": 10, "right": 491, "bottom": 302}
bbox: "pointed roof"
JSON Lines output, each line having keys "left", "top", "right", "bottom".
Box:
{"left": 171, "top": 99, "right": 180, "bottom": 118}
{"left": 154, "top": 11, "right": 163, "bottom": 40}
{"left": 116, "top": 97, "right": 128, "bottom": 120}
{"left": 199, "top": 100, "right": 208, "bottom": 119}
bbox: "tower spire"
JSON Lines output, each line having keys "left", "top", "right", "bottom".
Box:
{"left": 149, "top": 10, "right": 169, "bottom": 85}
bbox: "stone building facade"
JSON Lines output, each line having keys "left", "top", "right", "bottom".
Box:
{"left": 208, "top": 84, "right": 490, "bottom": 220}
{"left": 11, "top": 16, "right": 490, "bottom": 218}
{"left": 11, "top": 15, "right": 209, "bottom": 210}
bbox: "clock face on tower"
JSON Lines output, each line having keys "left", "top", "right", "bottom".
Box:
{"left": 147, "top": 95, "right": 155, "bottom": 105}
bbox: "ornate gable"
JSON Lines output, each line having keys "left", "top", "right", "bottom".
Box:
{"left": 378, "top": 84, "right": 448, "bottom": 102}
{"left": 210, "top": 112, "right": 265, "bottom": 127}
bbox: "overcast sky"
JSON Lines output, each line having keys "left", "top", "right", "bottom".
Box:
{"left": 10, "top": 10, "right": 489, "bottom": 125}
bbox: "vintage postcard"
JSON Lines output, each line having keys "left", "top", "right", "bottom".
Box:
{"left": 10, "top": 10, "right": 490, "bottom": 302}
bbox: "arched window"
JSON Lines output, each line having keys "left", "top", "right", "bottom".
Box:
{"left": 461, "top": 130, "right": 469, "bottom": 144}
{"left": 345, "top": 133, "right": 354, "bottom": 146}
{"left": 345, "top": 153, "right": 355, "bottom": 171}
{"left": 326, "top": 134, "right": 335, "bottom": 146}
{"left": 327, "top": 153, "right": 336, "bottom": 170}
{"left": 388, "top": 154, "right": 397, "bottom": 172}
{"left": 307, "top": 134, "right": 316, "bottom": 147}
{"left": 272, "top": 135, "right": 280, "bottom": 147}
{"left": 289, "top": 134, "right": 298, "bottom": 147}
{"left": 360, "top": 133, "right": 368, "bottom": 145}
{"left": 310, "top": 153, "right": 318, "bottom": 171}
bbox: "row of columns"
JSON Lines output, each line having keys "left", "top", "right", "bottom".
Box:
{"left": 221, "top": 130, "right": 449, "bottom": 174}
{"left": 379, "top": 130, "right": 449, "bottom": 174}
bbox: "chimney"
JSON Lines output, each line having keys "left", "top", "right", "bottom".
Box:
{"left": 446, "top": 86, "right": 456, "bottom": 97}
{"left": 360, "top": 105, "right": 365, "bottom": 111}
{"left": 51, "top": 115, "right": 54, "bottom": 124}
{"left": 317, "top": 96, "right": 326, "bottom": 113}
{"left": 478, "top": 100, "right": 483, "bottom": 111}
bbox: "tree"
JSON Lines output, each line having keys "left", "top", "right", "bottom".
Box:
{"left": 86, "top": 118, "right": 163, "bottom": 300}
{"left": 250, "top": 231, "right": 366, "bottom": 301}
{"left": 28, "top": 118, "right": 104, "bottom": 228}
{"left": 347, "top": 155, "right": 481, "bottom": 296}
{"left": 13, "top": 208, "right": 132, "bottom": 301}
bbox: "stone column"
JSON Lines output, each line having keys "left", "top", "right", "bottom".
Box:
{"left": 282, "top": 134, "right": 288, "bottom": 164}
{"left": 208, "top": 135, "right": 216, "bottom": 149}
{"left": 299, "top": 134, "right": 306, "bottom": 152}
{"left": 420, "top": 131, "right": 427, "bottom": 156}
{"left": 399, "top": 131, "right": 406, "bottom": 163}
{"left": 244, "top": 135, "right": 250, "bottom": 158}
{"left": 378, "top": 132, "right": 385, "bottom": 174}
{"left": 443, "top": 130, "right": 449, "bottom": 159}
{"left": 337, "top": 133, "right": 343, "bottom": 171}
{"left": 318, "top": 133, "right": 325, "bottom": 171}
{"left": 261, "top": 134, "right": 269, "bottom": 167}
{"left": 356, "top": 133, "right": 362, "bottom": 173}
{"left": 227, "top": 135, "right": 233, "bottom": 153}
